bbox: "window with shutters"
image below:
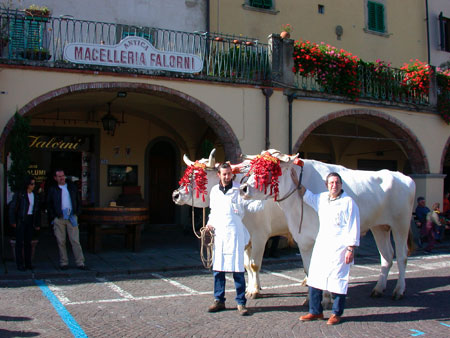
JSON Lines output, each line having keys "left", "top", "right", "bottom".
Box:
{"left": 249, "top": 0, "right": 273, "bottom": 10}
{"left": 439, "top": 12, "right": 450, "bottom": 52}
{"left": 9, "top": 16, "right": 49, "bottom": 58}
{"left": 117, "top": 25, "right": 154, "bottom": 44}
{"left": 367, "top": 1, "right": 385, "bottom": 33}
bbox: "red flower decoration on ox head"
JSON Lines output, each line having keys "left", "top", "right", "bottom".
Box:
{"left": 248, "top": 152, "right": 283, "bottom": 200}
{"left": 179, "top": 161, "right": 208, "bottom": 202}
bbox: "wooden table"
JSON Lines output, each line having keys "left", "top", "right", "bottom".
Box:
{"left": 79, "top": 207, "right": 149, "bottom": 253}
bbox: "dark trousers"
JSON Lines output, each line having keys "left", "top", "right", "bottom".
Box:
{"left": 213, "top": 271, "right": 246, "bottom": 305}
{"left": 309, "top": 286, "right": 346, "bottom": 316}
{"left": 15, "top": 215, "right": 34, "bottom": 269}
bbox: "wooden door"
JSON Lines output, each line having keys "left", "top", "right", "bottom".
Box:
{"left": 148, "top": 141, "right": 176, "bottom": 224}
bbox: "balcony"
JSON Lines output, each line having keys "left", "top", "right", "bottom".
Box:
{"left": 0, "top": 9, "right": 271, "bottom": 84}
{"left": 0, "top": 8, "right": 447, "bottom": 116}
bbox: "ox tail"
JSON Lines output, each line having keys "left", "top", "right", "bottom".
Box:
{"left": 407, "top": 227, "right": 415, "bottom": 256}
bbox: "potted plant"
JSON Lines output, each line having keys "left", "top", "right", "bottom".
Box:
{"left": 20, "top": 48, "right": 51, "bottom": 61}
{"left": 281, "top": 24, "right": 292, "bottom": 39}
{"left": 24, "top": 4, "right": 51, "bottom": 18}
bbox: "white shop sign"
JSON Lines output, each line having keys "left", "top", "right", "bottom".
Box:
{"left": 64, "top": 36, "right": 203, "bottom": 73}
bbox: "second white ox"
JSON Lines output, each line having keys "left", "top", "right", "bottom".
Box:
{"left": 172, "top": 150, "right": 291, "bottom": 299}
{"left": 240, "top": 150, "right": 415, "bottom": 300}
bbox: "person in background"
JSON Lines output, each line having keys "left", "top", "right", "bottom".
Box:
{"left": 415, "top": 197, "right": 430, "bottom": 246}
{"left": 9, "top": 175, "right": 41, "bottom": 271}
{"left": 47, "top": 169, "right": 88, "bottom": 270}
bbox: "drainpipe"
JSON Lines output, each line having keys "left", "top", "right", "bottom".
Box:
{"left": 206, "top": 0, "right": 210, "bottom": 33}
{"left": 288, "top": 94, "right": 294, "bottom": 154}
{"left": 262, "top": 88, "right": 273, "bottom": 149}
{"left": 425, "top": 0, "right": 431, "bottom": 65}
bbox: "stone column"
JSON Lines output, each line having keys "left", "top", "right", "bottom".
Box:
{"left": 268, "top": 34, "right": 294, "bottom": 87}
{"left": 410, "top": 173, "right": 446, "bottom": 209}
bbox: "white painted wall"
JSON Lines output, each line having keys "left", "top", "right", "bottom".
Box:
{"left": 6, "top": 0, "right": 207, "bottom": 33}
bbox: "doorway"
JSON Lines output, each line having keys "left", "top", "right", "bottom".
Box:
{"left": 148, "top": 140, "right": 177, "bottom": 224}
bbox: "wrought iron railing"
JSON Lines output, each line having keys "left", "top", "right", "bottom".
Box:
{"left": 0, "top": 9, "right": 270, "bottom": 84}
{"left": 294, "top": 61, "right": 430, "bottom": 105}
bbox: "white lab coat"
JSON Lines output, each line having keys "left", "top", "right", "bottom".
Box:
{"left": 208, "top": 181, "right": 264, "bottom": 272}
{"left": 304, "top": 190, "right": 360, "bottom": 294}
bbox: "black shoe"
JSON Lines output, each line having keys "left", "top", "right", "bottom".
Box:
{"left": 77, "top": 265, "right": 89, "bottom": 271}
{"left": 25, "top": 265, "right": 35, "bottom": 270}
{"left": 17, "top": 266, "right": 26, "bottom": 272}
{"left": 60, "top": 265, "right": 69, "bottom": 270}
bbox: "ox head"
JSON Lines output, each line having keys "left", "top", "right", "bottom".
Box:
{"left": 172, "top": 149, "right": 252, "bottom": 207}
{"left": 239, "top": 149, "right": 301, "bottom": 201}
{"left": 172, "top": 149, "right": 217, "bottom": 208}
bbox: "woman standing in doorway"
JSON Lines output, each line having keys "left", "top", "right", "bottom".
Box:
{"left": 9, "top": 176, "right": 41, "bottom": 271}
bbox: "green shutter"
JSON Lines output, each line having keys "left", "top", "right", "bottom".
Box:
{"left": 367, "top": 1, "right": 385, "bottom": 33}
{"left": 250, "top": 0, "right": 272, "bottom": 10}
{"left": 9, "top": 16, "right": 46, "bottom": 58}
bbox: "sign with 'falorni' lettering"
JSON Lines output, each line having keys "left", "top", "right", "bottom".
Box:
{"left": 64, "top": 36, "right": 203, "bottom": 73}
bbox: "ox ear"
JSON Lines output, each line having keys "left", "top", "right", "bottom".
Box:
{"left": 206, "top": 148, "right": 216, "bottom": 168}
{"left": 183, "top": 154, "right": 195, "bottom": 166}
{"left": 274, "top": 152, "right": 299, "bottom": 163}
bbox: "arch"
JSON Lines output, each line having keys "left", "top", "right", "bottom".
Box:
{"left": 293, "top": 108, "right": 429, "bottom": 174}
{"left": 440, "top": 136, "right": 450, "bottom": 174}
{"left": 0, "top": 82, "right": 242, "bottom": 162}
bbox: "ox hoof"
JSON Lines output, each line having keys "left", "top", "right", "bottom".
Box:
{"left": 370, "top": 290, "right": 383, "bottom": 298}
{"left": 391, "top": 292, "right": 404, "bottom": 301}
{"left": 246, "top": 292, "right": 261, "bottom": 299}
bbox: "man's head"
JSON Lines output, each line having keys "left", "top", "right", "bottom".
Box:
{"left": 325, "top": 172, "right": 343, "bottom": 199}
{"left": 217, "top": 163, "right": 233, "bottom": 187}
{"left": 417, "top": 196, "right": 426, "bottom": 206}
{"left": 54, "top": 169, "right": 66, "bottom": 186}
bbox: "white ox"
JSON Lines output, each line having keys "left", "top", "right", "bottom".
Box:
{"left": 240, "top": 150, "right": 415, "bottom": 300}
{"left": 172, "top": 150, "right": 291, "bottom": 299}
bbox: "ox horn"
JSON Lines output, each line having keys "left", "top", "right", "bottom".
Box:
{"left": 242, "top": 153, "right": 258, "bottom": 160}
{"left": 183, "top": 154, "right": 195, "bottom": 166}
{"left": 206, "top": 148, "right": 216, "bottom": 168}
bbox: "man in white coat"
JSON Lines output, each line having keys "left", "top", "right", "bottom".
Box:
{"left": 298, "top": 172, "right": 360, "bottom": 325}
{"left": 206, "top": 163, "right": 264, "bottom": 316}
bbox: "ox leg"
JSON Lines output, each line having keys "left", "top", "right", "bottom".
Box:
{"left": 245, "top": 236, "right": 267, "bottom": 299}
{"left": 391, "top": 227, "right": 409, "bottom": 300}
{"left": 370, "top": 226, "right": 394, "bottom": 298}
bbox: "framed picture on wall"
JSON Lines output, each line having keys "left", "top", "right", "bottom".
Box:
{"left": 107, "top": 165, "right": 138, "bottom": 186}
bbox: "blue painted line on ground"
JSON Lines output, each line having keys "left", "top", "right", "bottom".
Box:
{"left": 409, "top": 329, "right": 425, "bottom": 336}
{"left": 35, "top": 279, "right": 88, "bottom": 338}
{"left": 440, "top": 322, "right": 450, "bottom": 328}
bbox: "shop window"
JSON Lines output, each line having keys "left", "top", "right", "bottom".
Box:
{"left": 439, "top": 12, "right": 450, "bottom": 52}
{"left": 249, "top": 0, "right": 273, "bottom": 10}
{"left": 367, "top": 1, "right": 385, "bottom": 33}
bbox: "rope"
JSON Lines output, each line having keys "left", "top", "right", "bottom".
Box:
{"left": 190, "top": 173, "right": 214, "bottom": 269}
{"left": 199, "top": 226, "right": 214, "bottom": 269}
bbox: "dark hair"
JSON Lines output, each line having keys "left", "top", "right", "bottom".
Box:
{"left": 53, "top": 168, "right": 65, "bottom": 176}
{"left": 326, "top": 172, "right": 342, "bottom": 184}
{"left": 23, "top": 175, "right": 36, "bottom": 190}
{"left": 217, "top": 162, "right": 231, "bottom": 172}
{"left": 417, "top": 196, "right": 425, "bottom": 202}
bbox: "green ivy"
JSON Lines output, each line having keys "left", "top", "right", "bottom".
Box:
{"left": 7, "top": 112, "right": 31, "bottom": 192}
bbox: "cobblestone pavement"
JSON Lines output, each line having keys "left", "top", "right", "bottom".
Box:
{"left": 1, "top": 251, "right": 449, "bottom": 338}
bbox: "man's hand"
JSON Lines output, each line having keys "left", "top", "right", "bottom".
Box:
{"left": 345, "top": 247, "right": 354, "bottom": 264}
{"left": 290, "top": 168, "right": 306, "bottom": 197}
{"left": 206, "top": 225, "right": 214, "bottom": 231}
{"left": 11, "top": 223, "right": 16, "bottom": 228}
